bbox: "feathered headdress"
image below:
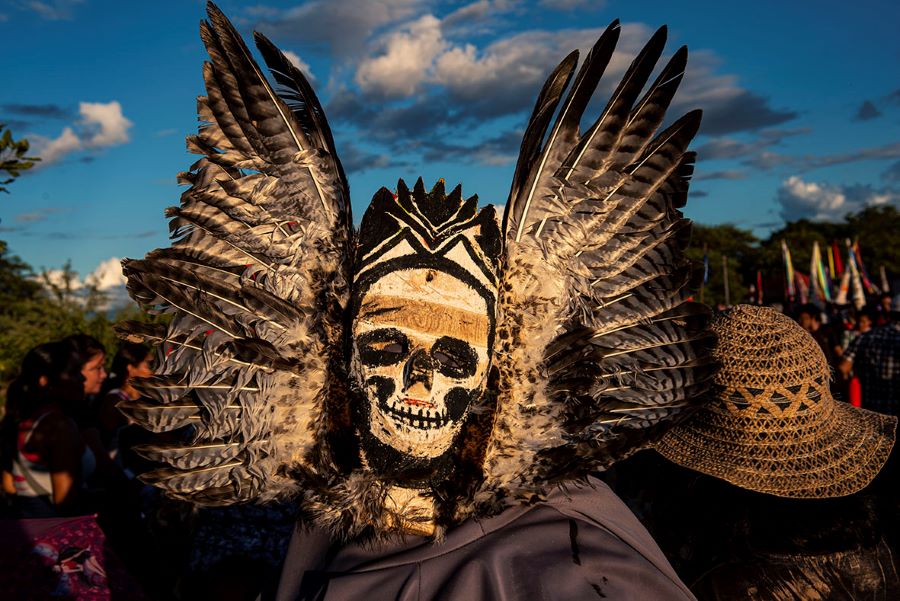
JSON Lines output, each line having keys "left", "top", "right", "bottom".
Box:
{"left": 119, "top": 2, "right": 715, "bottom": 538}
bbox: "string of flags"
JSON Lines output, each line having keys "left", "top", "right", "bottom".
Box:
{"left": 780, "top": 238, "right": 883, "bottom": 309}
{"left": 699, "top": 238, "right": 889, "bottom": 308}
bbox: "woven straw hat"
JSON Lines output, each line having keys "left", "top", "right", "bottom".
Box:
{"left": 656, "top": 304, "right": 896, "bottom": 498}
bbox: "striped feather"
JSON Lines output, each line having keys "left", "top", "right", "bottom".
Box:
{"left": 118, "top": 2, "right": 351, "bottom": 506}
{"left": 483, "top": 23, "right": 716, "bottom": 505}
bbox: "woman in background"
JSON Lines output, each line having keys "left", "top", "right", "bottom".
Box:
{"left": 2, "top": 338, "right": 104, "bottom": 517}
{"left": 95, "top": 342, "right": 153, "bottom": 468}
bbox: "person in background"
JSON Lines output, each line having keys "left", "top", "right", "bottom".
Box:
{"left": 95, "top": 342, "right": 153, "bottom": 467}
{"left": 796, "top": 303, "right": 844, "bottom": 399}
{"left": 796, "top": 304, "right": 840, "bottom": 364}
{"left": 840, "top": 294, "right": 900, "bottom": 417}
{"left": 841, "top": 307, "right": 875, "bottom": 351}
{"left": 876, "top": 293, "right": 894, "bottom": 326}
{"left": 609, "top": 306, "right": 899, "bottom": 599}
{"left": 1, "top": 344, "right": 57, "bottom": 510}
{"left": 2, "top": 339, "right": 103, "bottom": 517}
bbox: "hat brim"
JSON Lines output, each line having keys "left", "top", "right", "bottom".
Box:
{"left": 655, "top": 400, "right": 897, "bottom": 498}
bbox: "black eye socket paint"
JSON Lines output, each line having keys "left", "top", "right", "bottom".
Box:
{"left": 431, "top": 336, "right": 478, "bottom": 378}
{"left": 358, "top": 328, "right": 410, "bottom": 366}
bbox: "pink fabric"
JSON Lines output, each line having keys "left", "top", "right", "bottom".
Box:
{"left": 0, "top": 515, "right": 147, "bottom": 600}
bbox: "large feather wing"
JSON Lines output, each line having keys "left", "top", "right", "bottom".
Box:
{"left": 118, "top": 2, "right": 352, "bottom": 505}
{"left": 482, "top": 22, "right": 716, "bottom": 503}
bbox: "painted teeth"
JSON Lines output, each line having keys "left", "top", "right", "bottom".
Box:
{"left": 377, "top": 397, "right": 448, "bottom": 430}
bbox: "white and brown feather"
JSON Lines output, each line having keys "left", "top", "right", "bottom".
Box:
{"left": 118, "top": 2, "right": 351, "bottom": 505}
{"left": 480, "top": 21, "right": 716, "bottom": 506}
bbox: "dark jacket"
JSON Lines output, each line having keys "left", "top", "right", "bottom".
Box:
{"left": 275, "top": 477, "right": 695, "bottom": 601}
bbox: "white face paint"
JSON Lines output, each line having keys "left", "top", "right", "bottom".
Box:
{"left": 351, "top": 268, "right": 491, "bottom": 459}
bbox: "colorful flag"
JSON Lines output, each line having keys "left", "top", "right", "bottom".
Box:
{"left": 846, "top": 239, "right": 866, "bottom": 310}
{"left": 835, "top": 268, "right": 851, "bottom": 305}
{"left": 810, "top": 241, "right": 832, "bottom": 303}
{"left": 781, "top": 240, "right": 795, "bottom": 300}
{"left": 809, "top": 243, "right": 823, "bottom": 304}
{"left": 795, "top": 271, "right": 810, "bottom": 305}
{"left": 853, "top": 241, "right": 880, "bottom": 295}
{"left": 756, "top": 270, "right": 764, "bottom": 305}
{"left": 827, "top": 244, "right": 836, "bottom": 280}
{"left": 832, "top": 241, "right": 844, "bottom": 276}
{"left": 702, "top": 249, "right": 709, "bottom": 285}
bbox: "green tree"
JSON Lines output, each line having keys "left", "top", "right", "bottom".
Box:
{"left": 844, "top": 206, "right": 900, "bottom": 285}
{"left": 687, "top": 224, "right": 760, "bottom": 307}
{"left": 0, "top": 124, "right": 40, "bottom": 193}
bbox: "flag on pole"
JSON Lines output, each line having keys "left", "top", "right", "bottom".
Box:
{"left": 809, "top": 242, "right": 823, "bottom": 304}
{"left": 810, "top": 241, "right": 832, "bottom": 303}
{"left": 846, "top": 239, "right": 866, "bottom": 310}
{"left": 853, "top": 241, "right": 880, "bottom": 295}
{"left": 832, "top": 241, "right": 844, "bottom": 276}
{"left": 827, "top": 243, "right": 836, "bottom": 280}
{"left": 835, "top": 268, "right": 851, "bottom": 305}
{"left": 756, "top": 270, "right": 764, "bottom": 305}
{"left": 702, "top": 248, "right": 709, "bottom": 285}
{"left": 880, "top": 265, "right": 890, "bottom": 294}
{"left": 781, "top": 240, "right": 796, "bottom": 300}
{"left": 796, "top": 271, "right": 810, "bottom": 304}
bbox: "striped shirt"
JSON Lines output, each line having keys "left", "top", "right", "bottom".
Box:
{"left": 845, "top": 323, "right": 900, "bottom": 416}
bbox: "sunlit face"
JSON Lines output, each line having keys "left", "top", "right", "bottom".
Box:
{"left": 81, "top": 352, "right": 107, "bottom": 395}
{"left": 127, "top": 354, "right": 154, "bottom": 381}
{"left": 858, "top": 314, "right": 873, "bottom": 332}
{"left": 352, "top": 268, "right": 491, "bottom": 459}
{"left": 797, "top": 312, "right": 816, "bottom": 332}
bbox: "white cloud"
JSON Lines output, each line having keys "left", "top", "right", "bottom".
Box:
{"left": 354, "top": 20, "right": 655, "bottom": 117}
{"left": 31, "top": 100, "right": 132, "bottom": 166}
{"left": 85, "top": 257, "right": 126, "bottom": 291}
{"left": 282, "top": 50, "right": 317, "bottom": 83}
{"left": 539, "top": 0, "right": 600, "bottom": 8}
{"left": 433, "top": 26, "right": 627, "bottom": 100}
{"left": 39, "top": 257, "right": 125, "bottom": 292}
{"left": 41, "top": 268, "right": 83, "bottom": 291}
{"left": 355, "top": 14, "right": 447, "bottom": 97}
{"left": 315, "top": 10, "right": 800, "bottom": 167}
{"left": 79, "top": 101, "right": 132, "bottom": 147}
{"left": 777, "top": 176, "right": 900, "bottom": 221}
{"left": 255, "top": 0, "right": 423, "bottom": 58}
{"left": 34, "top": 126, "right": 81, "bottom": 164}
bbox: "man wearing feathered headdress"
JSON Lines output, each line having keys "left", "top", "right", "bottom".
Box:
{"left": 120, "top": 3, "right": 716, "bottom": 598}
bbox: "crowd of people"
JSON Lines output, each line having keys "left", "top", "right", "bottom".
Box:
{"left": 0, "top": 335, "right": 297, "bottom": 599}
{"left": 0, "top": 296, "right": 896, "bottom": 600}
{"left": 783, "top": 292, "right": 900, "bottom": 415}
{"left": 0, "top": 337, "right": 167, "bottom": 591}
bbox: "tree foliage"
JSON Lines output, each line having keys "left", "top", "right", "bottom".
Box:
{"left": 0, "top": 243, "right": 166, "bottom": 410}
{"left": 688, "top": 206, "right": 900, "bottom": 308}
{"left": 0, "top": 124, "right": 40, "bottom": 193}
{"left": 688, "top": 224, "right": 758, "bottom": 307}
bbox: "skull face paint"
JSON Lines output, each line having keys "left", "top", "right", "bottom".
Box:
{"left": 350, "top": 178, "right": 501, "bottom": 476}
{"left": 352, "top": 268, "right": 490, "bottom": 458}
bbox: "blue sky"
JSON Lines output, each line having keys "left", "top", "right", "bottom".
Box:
{"left": 2, "top": 0, "right": 899, "bottom": 283}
